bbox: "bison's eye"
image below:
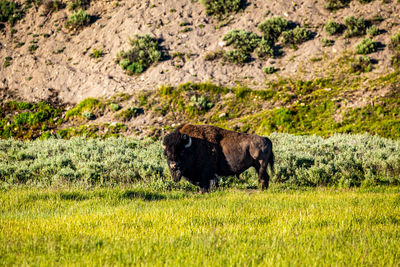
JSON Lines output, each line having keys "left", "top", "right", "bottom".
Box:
{"left": 180, "top": 150, "right": 185, "bottom": 157}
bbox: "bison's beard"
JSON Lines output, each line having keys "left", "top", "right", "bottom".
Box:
{"left": 170, "top": 169, "right": 182, "bottom": 182}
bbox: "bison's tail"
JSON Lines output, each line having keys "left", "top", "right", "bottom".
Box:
{"left": 263, "top": 137, "right": 274, "bottom": 175}
{"left": 269, "top": 151, "right": 275, "bottom": 175}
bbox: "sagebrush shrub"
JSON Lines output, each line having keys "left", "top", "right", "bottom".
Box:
{"left": 321, "top": 38, "right": 334, "bottom": 47}
{"left": 367, "top": 25, "right": 379, "bottom": 37}
{"left": 344, "top": 16, "right": 367, "bottom": 38}
{"left": 0, "top": 0, "right": 22, "bottom": 25}
{"left": 324, "top": 20, "right": 341, "bottom": 35}
{"left": 279, "top": 26, "right": 311, "bottom": 46}
{"left": 257, "top": 16, "right": 289, "bottom": 43}
{"left": 200, "top": 0, "right": 244, "bottom": 20}
{"left": 66, "top": 8, "right": 90, "bottom": 29}
{"left": 262, "top": 66, "right": 277, "bottom": 74}
{"left": 389, "top": 31, "right": 400, "bottom": 51}
{"left": 1, "top": 133, "right": 399, "bottom": 188}
{"left": 254, "top": 39, "right": 274, "bottom": 59}
{"left": 116, "top": 35, "right": 164, "bottom": 75}
{"left": 222, "top": 49, "right": 250, "bottom": 64}
{"left": 222, "top": 30, "right": 261, "bottom": 52}
{"left": 355, "top": 38, "right": 377, "bottom": 54}
{"left": 391, "top": 53, "right": 400, "bottom": 68}
{"left": 350, "top": 55, "right": 372, "bottom": 73}
{"left": 324, "top": 0, "right": 351, "bottom": 10}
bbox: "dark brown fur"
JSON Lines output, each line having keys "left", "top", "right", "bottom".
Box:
{"left": 163, "top": 124, "right": 274, "bottom": 192}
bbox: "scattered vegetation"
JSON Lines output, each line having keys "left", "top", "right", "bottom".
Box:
{"left": 324, "top": 20, "right": 341, "bottom": 35}
{"left": 222, "top": 30, "right": 261, "bottom": 52}
{"left": 3, "top": 56, "right": 11, "bottom": 67}
{"left": 200, "top": 0, "right": 244, "bottom": 20}
{"left": 109, "top": 103, "right": 121, "bottom": 112}
{"left": 324, "top": 0, "right": 351, "bottom": 10}
{"left": 321, "top": 38, "right": 334, "bottom": 47}
{"left": 115, "top": 107, "right": 143, "bottom": 121}
{"left": 89, "top": 48, "right": 104, "bottom": 58}
{"left": 279, "top": 26, "right": 311, "bottom": 47}
{"left": 222, "top": 49, "right": 250, "bottom": 64}
{"left": 350, "top": 55, "right": 373, "bottom": 73}
{"left": 0, "top": 101, "right": 62, "bottom": 139}
{"left": 389, "top": 31, "right": 400, "bottom": 52}
{"left": 367, "top": 25, "right": 379, "bottom": 37}
{"left": 355, "top": 38, "right": 377, "bottom": 54}
{"left": 65, "top": 98, "right": 105, "bottom": 120}
{"left": 28, "top": 44, "right": 39, "bottom": 53}
{"left": 257, "top": 16, "right": 289, "bottom": 43}
{"left": 65, "top": 8, "right": 90, "bottom": 30}
{"left": 344, "top": 16, "right": 368, "bottom": 38}
{"left": 262, "top": 66, "right": 278, "bottom": 74}
{"left": 116, "top": 35, "right": 164, "bottom": 75}
{"left": 0, "top": 0, "right": 22, "bottom": 25}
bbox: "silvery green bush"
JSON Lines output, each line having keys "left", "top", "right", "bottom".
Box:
{"left": 0, "top": 133, "right": 399, "bottom": 189}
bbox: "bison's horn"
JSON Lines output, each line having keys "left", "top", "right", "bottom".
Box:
{"left": 162, "top": 144, "right": 166, "bottom": 150}
{"left": 184, "top": 136, "right": 192, "bottom": 148}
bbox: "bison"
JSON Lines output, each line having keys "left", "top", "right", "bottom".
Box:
{"left": 162, "top": 124, "right": 274, "bottom": 192}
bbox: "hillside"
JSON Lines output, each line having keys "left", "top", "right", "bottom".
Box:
{"left": 0, "top": 0, "right": 400, "bottom": 139}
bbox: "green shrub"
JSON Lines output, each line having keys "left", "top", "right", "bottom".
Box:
{"left": 222, "top": 49, "right": 250, "bottom": 64}
{"left": 358, "top": 0, "right": 374, "bottom": 3}
{"left": 116, "top": 35, "right": 164, "bottom": 75}
{"left": 29, "top": 44, "right": 39, "bottom": 53}
{"left": 65, "top": 98, "right": 105, "bottom": 119}
{"left": 344, "top": 16, "right": 367, "bottom": 38}
{"left": 90, "top": 48, "right": 104, "bottom": 58}
{"left": 279, "top": 26, "right": 311, "bottom": 46}
{"left": 115, "top": 107, "right": 142, "bottom": 121}
{"left": 321, "top": 38, "right": 334, "bottom": 47}
{"left": 324, "top": 20, "right": 341, "bottom": 35}
{"left": 200, "top": 0, "right": 244, "bottom": 20}
{"left": 389, "top": 31, "right": 400, "bottom": 52}
{"left": 0, "top": 0, "right": 22, "bottom": 25}
{"left": 3, "top": 56, "right": 11, "bottom": 68}
{"left": 367, "top": 25, "right": 379, "bottom": 37}
{"left": 109, "top": 103, "right": 121, "bottom": 112}
{"left": 65, "top": 8, "right": 90, "bottom": 29}
{"left": 204, "top": 50, "right": 223, "bottom": 61}
{"left": 324, "top": 0, "right": 351, "bottom": 10}
{"left": 350, "top": 55, "right": 373, "bottom": 73}
{"left": 391, "top": 53, "right": 400, "bottom": 68}
{"left": 188, "top": 95, "right": 214, "bottom": 112}
{"left": 222, "top": 30, "right": 261, "bottom": 52}
{"left": 82, "top": 111, "right": 95, "bottom": 120}
{"left": 262, "top": 66, "right": 277, "bottom": 74}
{"left": 254, "top": 38, "right": 274, "bottom": 59}
{"left": 69, "top": 0, "right": 81, "bottom": 10}
{"left": 355, "top": 38, "right": 377, "bottom": 54}
{"left": 257, "top": 16, "right": 289, "bottom": 43}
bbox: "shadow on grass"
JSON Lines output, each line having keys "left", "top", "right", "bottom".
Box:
{"left": 121, "top": 189, "right": 171, "bottom": 201}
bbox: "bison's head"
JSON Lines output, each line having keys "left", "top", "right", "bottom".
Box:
{"left": 162, "top": 131, "right": 192, "bottom": 182}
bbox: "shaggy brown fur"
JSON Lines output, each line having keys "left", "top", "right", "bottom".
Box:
{"left": 163, "top": 124, "right": 274, "bottom": 192}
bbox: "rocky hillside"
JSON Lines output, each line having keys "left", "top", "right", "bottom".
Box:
{"left": 1, "top": 0, "right": 400, "bottom": 140}
{"left": 1, "top": 0, "right": 399, "bottom": 104}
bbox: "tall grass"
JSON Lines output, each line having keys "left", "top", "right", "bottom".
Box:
{"left": 1, "top": 187, "right": 399, "bottom": 265}
{"left": 1, "top": 133, "right": 399, "bottom": 189}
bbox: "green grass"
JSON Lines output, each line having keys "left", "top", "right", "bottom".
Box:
{"left": 1, "top": 187, "right": 399, "bottom": 265}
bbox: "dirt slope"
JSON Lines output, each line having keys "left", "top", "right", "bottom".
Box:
{"left": 0, "top": 0, "right": 399, "bottom": 104}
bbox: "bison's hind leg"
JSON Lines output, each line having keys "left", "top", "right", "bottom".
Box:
{"left": 257, "top": 162, "right": 270, "bottom": 190}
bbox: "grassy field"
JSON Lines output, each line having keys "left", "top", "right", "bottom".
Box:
{"left": 1, "top": 186, "right": 399, "bottom": 266}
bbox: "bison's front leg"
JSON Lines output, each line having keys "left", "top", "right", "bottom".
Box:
{"left": 199, "top": 169, "right": 216, "bottom": 193}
